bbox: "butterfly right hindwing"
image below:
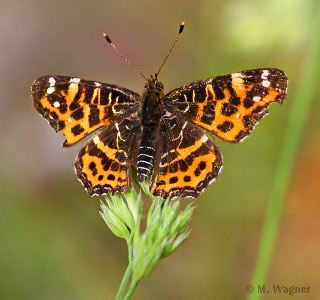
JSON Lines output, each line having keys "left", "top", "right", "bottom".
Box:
{"left": 153, "top": 113, "right": 223, "bottom": 199}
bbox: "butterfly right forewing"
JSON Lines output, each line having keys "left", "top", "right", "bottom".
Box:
{"left": 164, "top": 68, "right": 288, "bottom": 143}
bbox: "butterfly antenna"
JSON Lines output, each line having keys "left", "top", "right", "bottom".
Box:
{"left": 103, "top": 33, "right": 148, "bottom": 81}
{"left": 156, "top": 21, "right": 185, "bottom": 78}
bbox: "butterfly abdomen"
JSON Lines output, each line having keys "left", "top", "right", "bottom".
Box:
{"left": 137, "top": 126, "right": 156, "bottom": 182}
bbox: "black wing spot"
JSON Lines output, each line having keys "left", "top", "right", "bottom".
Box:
{"left": 89, "top": 162, "right": 96, "bottom": 170}
{"left": 217, "top": 121, "right": 234, "bottom": 133}
{"left": 198, "top": 161, "right": 207, "bottom": 171}
{"left": 71, "top": 124, "right": 85, "bottom": 136}
{"left": 178, "top": 159, "right": 188, "bottom": 172}
{"left": 169, "top": 176, "right": 178, "bottom": 184}
{"left": 185, "top": 155, "right": 194, "bottom": 166}
{"left": 212, "top": 83, "right": 225, "bottom": 100}
{"left": 243, "top": 98, "right": 254, "bottom": 109}
{"left": 184, "top": 175, "right": 191, "bottom": 182}
{"left": 229, "top": 96, "right": 241, "bottom": 106}
{"left": 69, "top": 90, "right": 82, "bottom": 111}
{"left": 89, "top": 106, "right": 100, "bottom": 127}
{"left": 107, "top": 174, "right": 115, "bottom": 181}
{"left": 70, "top": 107, "right": 84, "bottom": 120}
{"left": 221, "top": 103, "right": 237, "bottom": 116}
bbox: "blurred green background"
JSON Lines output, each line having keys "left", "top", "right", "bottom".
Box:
{"left": 1, "top": 0, "right": 320, "bottom": 299}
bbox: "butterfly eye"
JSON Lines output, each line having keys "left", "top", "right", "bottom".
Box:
{"left": 144, "top": 83, "right": 149, "bottom": 90}
{"left": 156, "top": 82, "right": 163, "bottom": 91}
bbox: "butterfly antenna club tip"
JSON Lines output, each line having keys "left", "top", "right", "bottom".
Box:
{"left": 179, "top": 21, "right": 185, "bottom": 34}
{"left": 103, "top": 32, "right": 147, "bottom": 81}
{"left": 156, "top": 21, "right": 186, "bottom": 78}
{"left": 103, "top": 33, "right": 112, "bottom": 44}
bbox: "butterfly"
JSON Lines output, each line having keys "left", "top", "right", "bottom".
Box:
{"left": 32, "top": 24, "right": 288, "bottom": 199}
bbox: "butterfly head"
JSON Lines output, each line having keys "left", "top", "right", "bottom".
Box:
{"left": 144, "top": 74, "right": 164, "bottom": 92}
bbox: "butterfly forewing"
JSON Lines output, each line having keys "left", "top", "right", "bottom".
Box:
{"left": 32, "top": 75, "right": 140, "bottom": 146}
{"left": 164, "top": 68, "right": 288, "bottom": 142}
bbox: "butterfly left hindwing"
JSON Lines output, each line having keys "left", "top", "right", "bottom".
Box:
{"left": 75, "top": 116, "right": 140, "bottom": 195}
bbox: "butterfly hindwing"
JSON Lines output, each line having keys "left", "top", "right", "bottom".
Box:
{"left": 153, "top": 113, "right": 223, "bottom": 199}
{"left": 164, "top": 68, "right": 288, "bottom": 142}
{"left": 32, "top": 75, "right": 140, "bottom": 146}
{"left": 75, "top": 116, "right": 140, "bottom": 195}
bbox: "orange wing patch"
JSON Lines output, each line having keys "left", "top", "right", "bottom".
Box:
{"left": 153, "top": 115, "right": 223, "bottom": 199}
{"left": 165, "top": 68, "right": 288, "bottom": 142}
{"left": 32, "top": 75, "right": 140, "bottom": 146}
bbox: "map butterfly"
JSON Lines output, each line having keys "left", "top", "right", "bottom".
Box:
{"left": 32, "top": 23, "right": 288, "bottom": 199}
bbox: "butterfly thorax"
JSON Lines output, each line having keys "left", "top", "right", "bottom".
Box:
{"left": 141, "top": 77, "right": 164, "bottom": 126}
{"left": 137, "top": 77, "right": 164, "bottom": 182}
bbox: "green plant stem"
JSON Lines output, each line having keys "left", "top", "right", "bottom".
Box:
{"left": 121, "top": 235, "right": 139, "bottom": 300}
{"left": 115, "top": 242, "right": 134, "bottom": 300}
{"left": 123, "top": 280, "right": 140, "bottom": 300}
{"left": 247, "top": 6, "right": 320, "bottom": 300}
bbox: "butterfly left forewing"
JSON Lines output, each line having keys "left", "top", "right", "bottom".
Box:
{"left": 164, "top": 68, "right": 288, "bottom": 142}
{"left": 32, "top": 75, "right": 140, "bottom": 146}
